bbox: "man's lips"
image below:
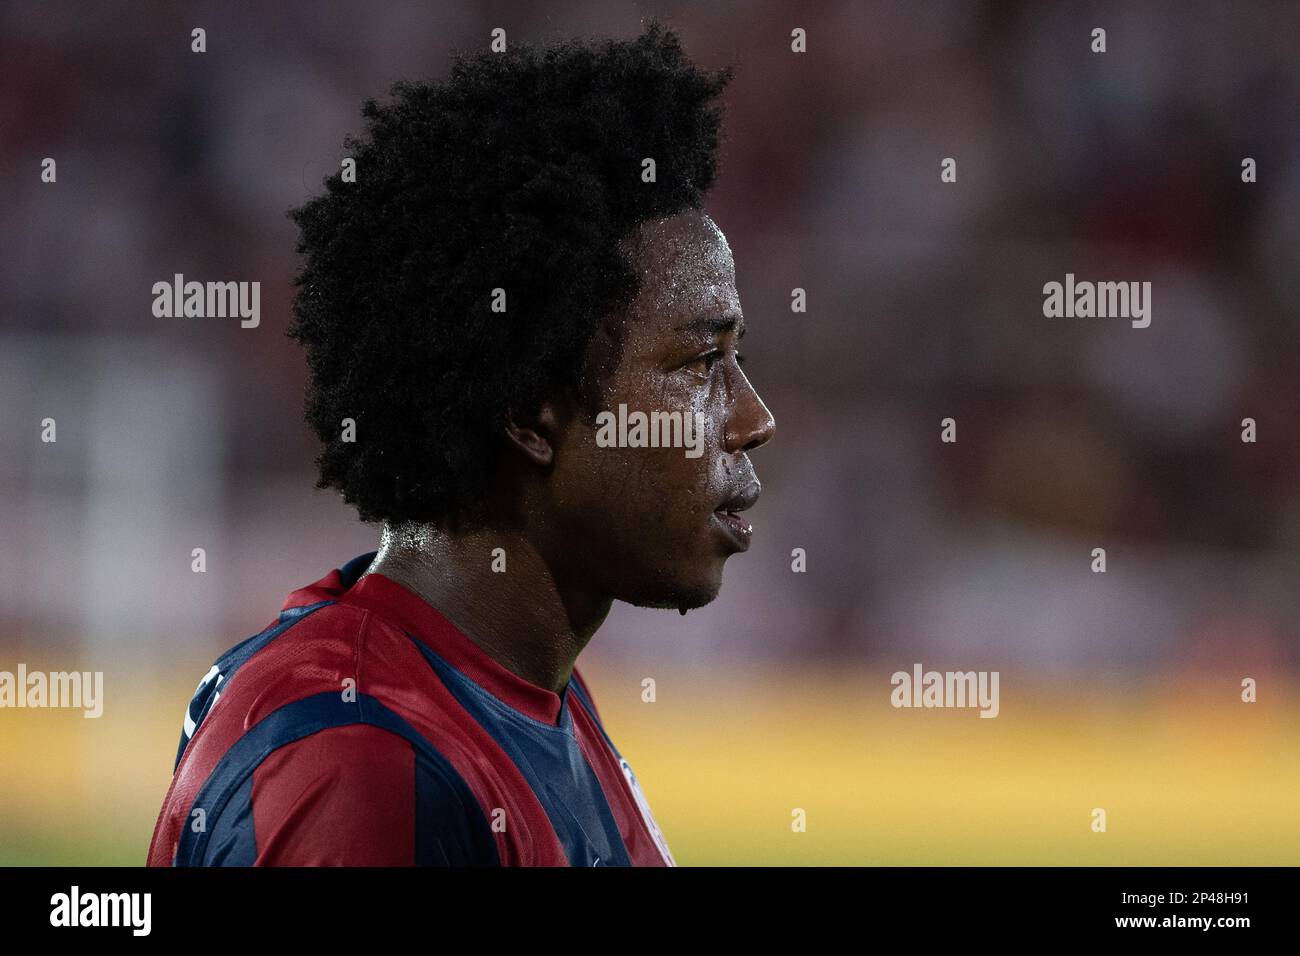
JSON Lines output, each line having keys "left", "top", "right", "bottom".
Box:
{"left": 713, "top": 509, "right": 753, "bottom": 540}
{"left": 712, "top": 480, "right": 760, "bottom": 547}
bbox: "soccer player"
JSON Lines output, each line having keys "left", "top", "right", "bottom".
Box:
{"left": 147, "top": 21, "right": 775, "bottom": 867}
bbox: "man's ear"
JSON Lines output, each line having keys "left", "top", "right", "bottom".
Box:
{"left": 503, "top": 400, "right": 566, "bottom": 468}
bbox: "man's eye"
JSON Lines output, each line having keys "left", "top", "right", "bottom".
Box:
{"left": 684, "top": 349, "right": 744, "bottom": 377}
{"left": 683, "top": 350, "right": 721, "bottom": 377}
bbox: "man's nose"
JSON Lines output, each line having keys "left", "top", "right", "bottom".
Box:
{"left": 724, "top": 370, "right": 775, "bottom": 454}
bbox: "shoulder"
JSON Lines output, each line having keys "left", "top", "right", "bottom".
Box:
{"left": 164, "top": 602, "right": 498, "bottom": 866}
{"left": 174, "top": 598, "right": 415, "bottom": 769}
{"left": 193, "top": 720, "right": 496, "bottom": 866}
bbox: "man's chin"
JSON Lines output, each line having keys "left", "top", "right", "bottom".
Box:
{"left": 619, "top": 575, "right": 722, "bottom": 614}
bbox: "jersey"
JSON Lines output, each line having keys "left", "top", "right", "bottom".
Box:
{"left": 147, "top": 551, "right": 675, "bottom": 867}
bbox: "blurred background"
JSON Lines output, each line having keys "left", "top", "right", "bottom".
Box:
{"left": 1, "top": 0, "right": 1297, "bottom": 864}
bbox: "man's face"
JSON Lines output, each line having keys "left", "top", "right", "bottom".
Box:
{"left": 547, "top": 208, "right": 776, "bottom": 611}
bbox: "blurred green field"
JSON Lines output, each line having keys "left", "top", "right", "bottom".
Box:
{"left": 2, "top": 659, "right": 1297, "bottom": 865}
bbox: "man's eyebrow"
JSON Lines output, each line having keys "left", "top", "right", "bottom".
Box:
{"left": 673, "top": 313, "right": 746, "bottom": 339}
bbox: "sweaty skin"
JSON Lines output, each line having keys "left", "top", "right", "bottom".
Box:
{"left": 364, "top": 208, "right": 776, "bottom": 696}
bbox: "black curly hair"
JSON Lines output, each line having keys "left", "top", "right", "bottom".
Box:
{"left": 287, "top": 20, "right": 733, "bottom": 530}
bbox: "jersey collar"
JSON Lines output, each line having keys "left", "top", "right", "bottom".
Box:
{"left": 332, "top": 557, "right": 570, "bottom": 726}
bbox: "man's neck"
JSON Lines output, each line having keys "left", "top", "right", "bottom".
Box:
{"left": 362, "top": 522, "right": 613, "bottom": 695}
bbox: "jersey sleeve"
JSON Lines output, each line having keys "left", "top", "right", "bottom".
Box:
{"left": 199, "top": 722, "right": 498, "bottom": 866}
{"left": 249, "top": 723, "right": 414, "bottom": 865}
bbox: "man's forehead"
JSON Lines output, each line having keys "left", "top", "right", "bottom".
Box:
{"left": 627, "top": 210, "right": 739, "bottom": 320}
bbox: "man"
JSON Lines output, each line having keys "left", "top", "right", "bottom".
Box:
{"left": 148, "top": 21, "right": 774, "bottom": 867}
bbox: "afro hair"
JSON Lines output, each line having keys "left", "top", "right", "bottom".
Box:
{"left": 287, "top": 20, "right": 733, "bottom": 529}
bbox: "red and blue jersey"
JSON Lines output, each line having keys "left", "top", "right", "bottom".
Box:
{"left": 147, "top": 552, "right": 676, "bottom": 866}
